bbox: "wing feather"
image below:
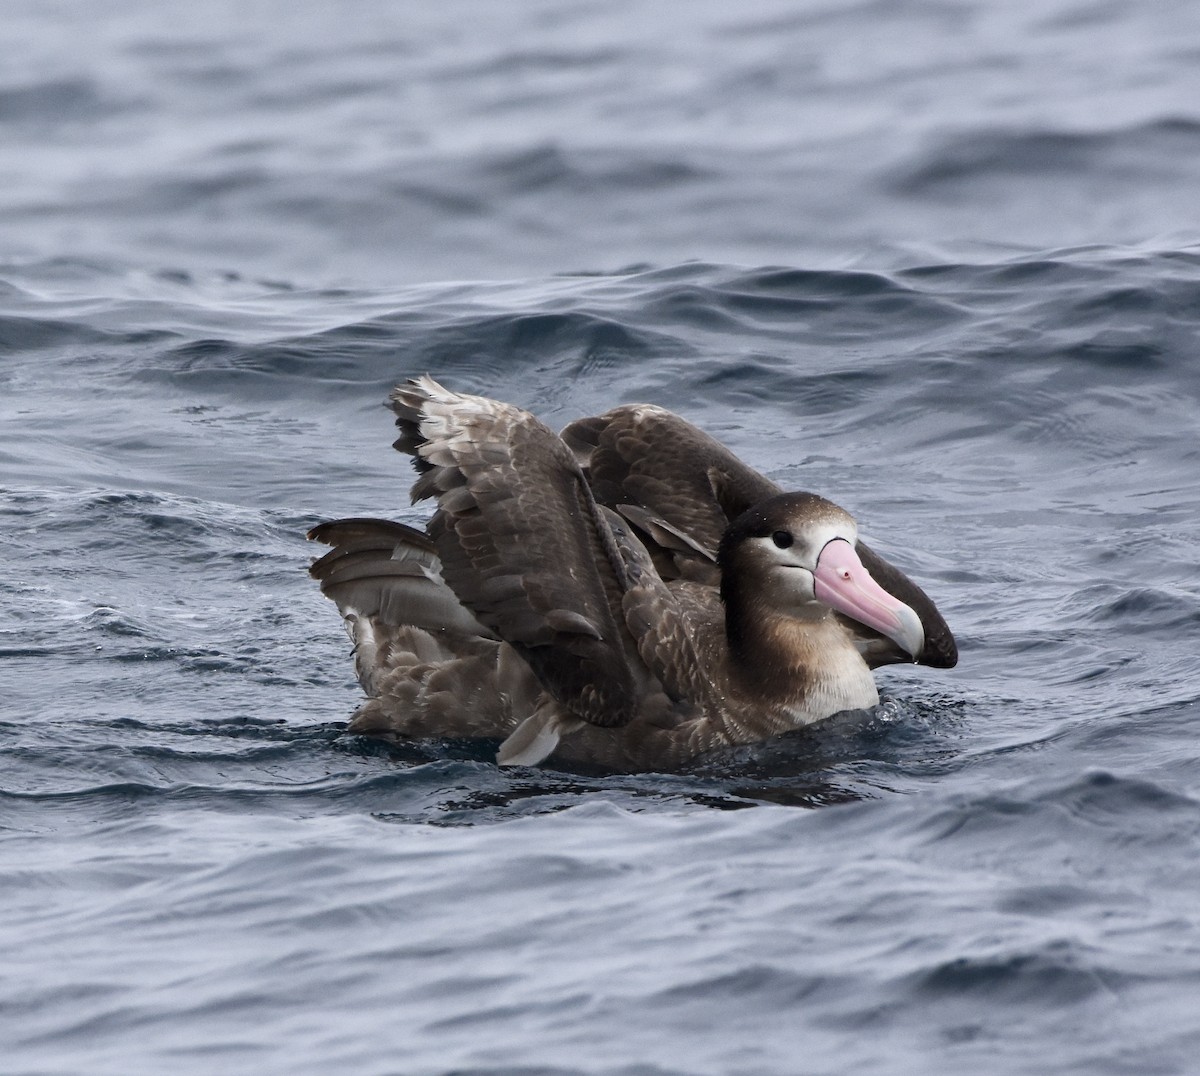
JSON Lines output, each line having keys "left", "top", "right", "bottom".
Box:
{"left": 307, "top": 517, "right": 491, "bottom": 637}
{"left": 563, "top": 402, "right": 956, "bottom": 669}
{"left": 391, "top": 376, "right": 642, "bottom": 728}
{"left": 562, "top": 404, "right": 780, "bottom": 578}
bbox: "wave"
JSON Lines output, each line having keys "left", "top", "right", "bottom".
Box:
{"left": 890, "top": 117, "right": 1200, "bottom": 195}
{"left": 0, "top": 76, "right": 117, "bottom": 125}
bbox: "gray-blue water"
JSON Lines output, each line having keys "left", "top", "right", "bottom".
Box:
{"left": 4, "top": 1, "right": 1200, "bottom": 1073}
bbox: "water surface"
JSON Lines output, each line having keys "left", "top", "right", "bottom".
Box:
{"left": 3, "top": 2, "right": 1200, "bottom": 1073}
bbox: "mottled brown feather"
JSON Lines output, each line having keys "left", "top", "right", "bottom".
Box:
{"left": 391, "top": 377, "right": 642, "bottom": 728}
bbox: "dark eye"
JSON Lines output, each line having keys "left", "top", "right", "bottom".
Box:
{"left": 771, "top": 530, "right": 793, "bottom": 549}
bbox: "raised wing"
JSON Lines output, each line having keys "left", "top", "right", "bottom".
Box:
{"left": 392, "top": 376, "right": 643, "bottom": 727}
{"left": 563, "top": 402, "right": 956, "bottom": 670}
{"left": 562, "top": 404, "right": 779, "bottom": 581}
{"left": 307, "top": 517, "right": 491, "bottom": 637}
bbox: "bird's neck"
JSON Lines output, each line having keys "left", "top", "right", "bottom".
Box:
{"left": 723, "top": 597, "right": 878, "bottom": 719}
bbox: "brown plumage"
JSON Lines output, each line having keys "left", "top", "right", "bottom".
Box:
{"left": 308, "top": 376, "right": 957, "bottom": 772}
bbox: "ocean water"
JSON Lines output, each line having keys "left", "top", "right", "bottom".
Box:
{"left": 3, "top": 1, "right": 1200, "bottom": 1073}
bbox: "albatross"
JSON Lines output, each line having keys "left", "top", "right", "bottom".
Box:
{"left": 308, "top": 376, "right": 957, "bottom": 772}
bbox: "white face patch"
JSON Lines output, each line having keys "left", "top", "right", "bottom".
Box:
{"left": 746, "top": 517, "right": 859, "bottom": 613}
